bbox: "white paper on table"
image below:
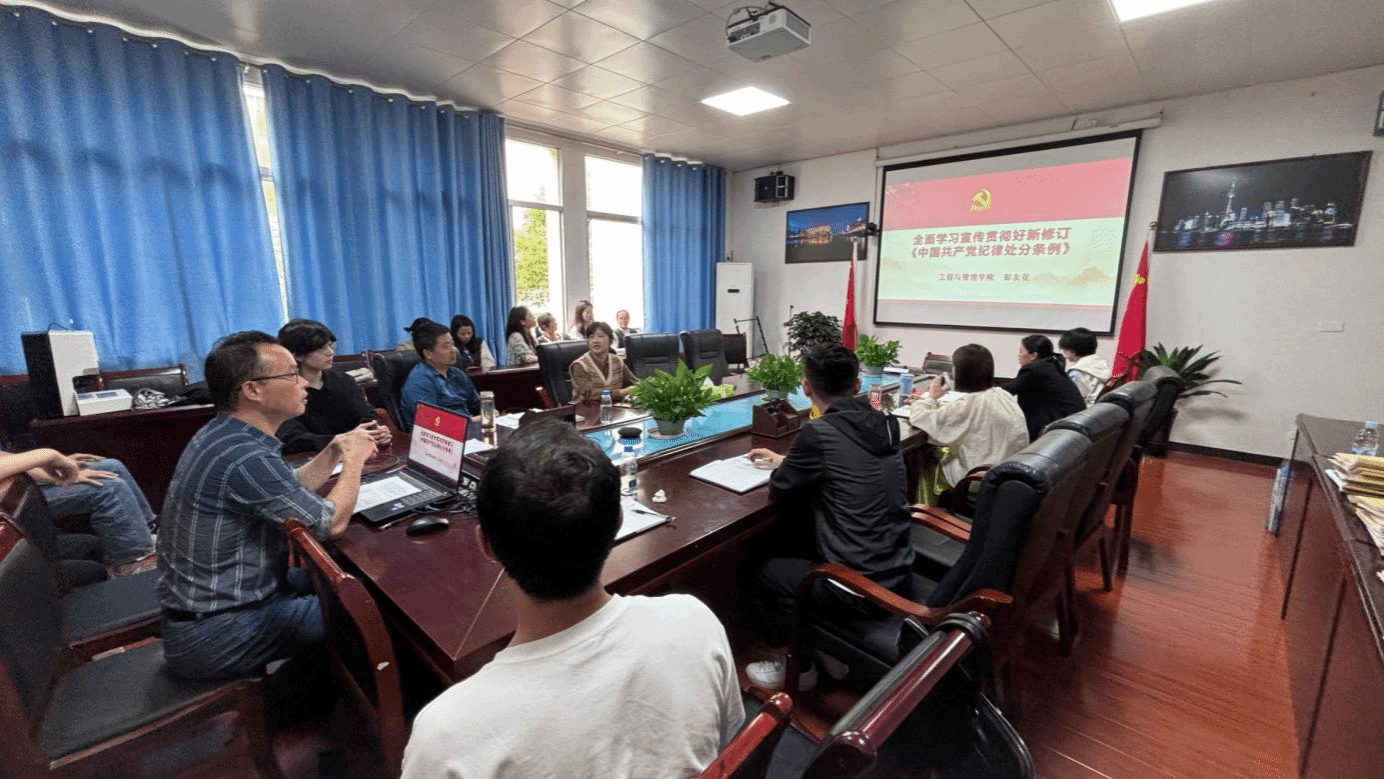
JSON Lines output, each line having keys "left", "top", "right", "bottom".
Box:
{"left": 617, "top": 497, "right": 672, "bottom": 541}
{"left": 353, "top": 476, "right": 422, "bottom": 513}
{"left": 689, "top": 456, "right": 772, "bottom": 494}
{"left": 496, "top": 412, "right": 524, "bottom": 429}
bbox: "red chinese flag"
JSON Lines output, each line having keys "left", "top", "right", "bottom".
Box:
{"left": 1114, "top": 239, "right": 1149, "bottom": 377}
{"left": 841, "top": 240, "right": 858, "bottom": 349}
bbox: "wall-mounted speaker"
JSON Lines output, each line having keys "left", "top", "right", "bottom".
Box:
{"left": 753, "top": 172, "right": 795, "bottom": 203}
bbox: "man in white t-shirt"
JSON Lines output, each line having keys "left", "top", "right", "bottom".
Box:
{"left": 401, "top": 420, "right": 744, "bottom": 779}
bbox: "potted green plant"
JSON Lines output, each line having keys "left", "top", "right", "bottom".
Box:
{"left": 747, "top": 353, "right": 803, "bottom": 401}
{"left": 854, "top": 334, "right": 901, "bottom": 377}
{"left": 783, "top": 311, "right": 841, "bottom": 357}
{"left": 1134, "top": 343, "right": 1242, "bottom": 456}
{"left": 626, "top": 360, "right": 719, "bottom": 437}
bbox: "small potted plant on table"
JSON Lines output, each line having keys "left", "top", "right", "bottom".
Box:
{"left": 855, "top": 334, "right": 901, "bottom": 378}
{"left": 626, "top": 360, "right": 719, "bottom": 438}
{"left": 747, "top": 353, "right": 804, "bottom": 438}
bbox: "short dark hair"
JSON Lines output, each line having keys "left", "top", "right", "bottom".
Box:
{"left": 583, "top": 321, "right": 614, "bottom": 342}
{"left": 537, "top": 313, "right": 555, "bottom": 330}
{"left": 1021, "top": 334, "right": 1054, "bottom": 359}
{"left": 405, "top": 318, "right": 448, "bottom": 353}
{"left": 1058, "top": 327, "right": 1097, "bottom": 357}
{"left": 951, "top": 344, "right": 995, "bottom": 393}
{"left": 206, "top": 331, "right": 277, "bottom": 413}
{"left": 277, "top": 318, "right": 335, "bottom": 358}
{"left": 803, "top": 343, "right": 859, "bottom": 406}
{"left": 477, "top": 420, "right": 620, "bottom": 600}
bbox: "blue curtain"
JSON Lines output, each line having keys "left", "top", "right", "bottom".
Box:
{"left": 0, "top": 7, "right": 281, "bottom": 375}
{"left": 261, "top": 67, "right": 513, "bottom": 360}
{"left": 642, "top": 156, "right": 726, "bottom": 334}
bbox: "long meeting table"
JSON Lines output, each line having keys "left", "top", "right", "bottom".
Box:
{"left": 331, "top": 377, "right": 925, "bottom": 684}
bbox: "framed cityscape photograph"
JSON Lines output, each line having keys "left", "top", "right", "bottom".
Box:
{"left": 785, "top": 202, "right": 870, "bottom": 263}
{"left": 1154, "top": 151, "right": 1371, "bottom": 252}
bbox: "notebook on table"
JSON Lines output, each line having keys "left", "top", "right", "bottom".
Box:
{"left": 354, "top": 402, "right": 469, "bottom": 525}
{"left": 690, "top": 456, "right": 773, "bottom": 494}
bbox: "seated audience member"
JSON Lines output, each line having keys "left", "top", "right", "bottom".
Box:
{"left": 275, "top": 318, "right": 391, "bottom": 455}
{"left": 504, "top": 306, "right": 539, "bottom": 367}
{"left": 1060, "top": 326, "right": 1112, "bottom": 406}
{"left": 569, "top": 322, "right": 638, "bottom": 404}
{"left": 613, "top": 308, "right": 639, "bottom": 349}
{"left": 400, "top": 319, "right": 482, "bottom": 426}
{"left": 158, "top": 331, "right": 374, "bottom": 688}
{"left": 743, "top": 344, "right": 914, "bottom": 691}
{"left": 402, "top": 420, "right": 743, "bottom": 778}
{"left": 566, "top": 299, "right": 594, "bottom": 341}
{"left": 906, "top": 344, "right": 1028, "bottom": 503}
{"left": 535, "top": 312, "right": 560, "bottom": 344}
{"left": 0, "top": 447, "right": 157, "bottom": 575}
{"left": 451, "top": 314, "right": 496, "bottom": 371}
{"left": 1004, "top": 334, "right": 1087, "bottom": 441}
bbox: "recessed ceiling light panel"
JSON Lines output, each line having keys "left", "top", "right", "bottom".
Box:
{"left": 1112, "top": 0, "right": 1216, "bottom": 22}
{"left": 701, "top": 86, "right": 790, "bottom": 117}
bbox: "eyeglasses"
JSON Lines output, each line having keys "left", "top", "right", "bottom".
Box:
{"left": 247, "top": 367, "right": 301, "bottom": 383}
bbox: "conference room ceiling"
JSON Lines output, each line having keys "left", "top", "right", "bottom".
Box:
{"left": 38, "top": 0, "right": 1384, "bottom": 171}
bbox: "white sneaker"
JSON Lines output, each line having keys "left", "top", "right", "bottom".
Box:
{"left": 747, "top": 657, "right": 817, "bottom": 692}
{"left": 816, "top": 651, "right": 850, "bottom": 681}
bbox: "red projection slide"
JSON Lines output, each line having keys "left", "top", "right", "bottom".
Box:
{"left": 875, "top": 133, "right": 1139, "bottom": 333}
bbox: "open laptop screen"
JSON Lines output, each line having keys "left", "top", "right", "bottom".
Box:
{"left": 407, "top": 401, "right": 468, "bottom": 489}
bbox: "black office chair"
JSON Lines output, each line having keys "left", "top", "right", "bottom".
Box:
{"left": 625, "top": 333, "right": 682, "bottom": 379}
{"left": 367, "top": 349, "right": 420, "bottom": 432}
{"left": 723, "top": 333, "right": 749, "bottom": 374}
{"left": 681, "top": 329, "right": 728, "bottom": 383}
{"left": 921, "top": 352, "right": 953, "bottom": 377}
{"left": 1098, "top": 370, "right": 1180, "bottom": 572}
{"left": 772, "top": 612, "right": 1032, "bottom": 779}
{"left": 535, "top": 341, "right": 589, "bottom": 407}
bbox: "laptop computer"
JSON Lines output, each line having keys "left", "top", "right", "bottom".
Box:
{"left": 353, "top": 401, "right": 469, "bottom": 525}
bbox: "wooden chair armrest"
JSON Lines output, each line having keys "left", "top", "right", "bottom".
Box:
{"left": 801, "top": 563, "right": 960, "bottom": 626}
{"left": 910, "top": 505, "right": 972, "bottom": 543}
{"left": 696, "top": 692, "right": 792, "bottom": 779}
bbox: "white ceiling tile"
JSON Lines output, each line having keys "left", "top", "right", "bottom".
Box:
{"left": 823, "top": 0, "right": 897, "bottom": 17}
{"left": 1009, "top": 24, "right": 1129, "bottom": 72}
{"left": 591, "top": 123, "right": 646, "bottom": 146}
{"left": 394, "top": 10, "right": 514, "bottom": 60}
{"left": 965, "top": 73, "right": 1071, "bottom": 121}
{"left": 366, "top": 39, "right": 477, "bottom": 92}
{"left": 987, "top": 0, "right": 1118, "bottom": 50}
{"left": 1249, "top": 0, "right": 1384, "bottom": 82}
{"left": 964, "top": 0, "right": 1051, "bottom": 19}
{"left": 442, "top": 64, "right": 546, "bottom": 106}
{"left": 880, "top": 70, "right": 955, "bottom": 100}
{"left": 618, "top": 113, "right": 690, "bottom": 135}
{"left": 648, "top": 13, "right": 741, "bottom": 70}
{"left": 609, "top": 84, "right": 695, "bottom": 114}
{"left": 893, "top": 22, "right": 1010, "bottom": 70}
{"left": 581, "top": 99, "right": 649, "bottom": 125}
{"left": 851, "top": 0, "right": 981, "bottom": 47}
{"left": 573, "top": 0, "right": 707, "bottom": 40}
{"left": 512, "top": 82, "right": 603, "bottom": 112}
{"left": 652, "top": 65, "right": 740, "bottom": 99}
{"left": 524, "top": 11, "right": 642, "bottom": 63}
{"left": 500, "top": 100, "right": 613, "bottom": 133}
{"left": 431, "top": 0, "right": 568, "bottom": 39}
{"left": 480, "top": 39, "right": 586, "bottom": 82}
{"left": 549, "top": 65, "right": 647, "bottom": 99}
{"left": 928, "top": 50, "right": 1032, "bottom": 90}
{"left": 594, "top": 41, "right": 704, "bottom": 83}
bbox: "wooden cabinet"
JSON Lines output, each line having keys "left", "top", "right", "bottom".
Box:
{"left": 1277, "top": 415, "right": 1384, "bottom": 778}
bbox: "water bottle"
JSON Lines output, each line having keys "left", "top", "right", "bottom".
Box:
{"left": 479, "top": 391, "right": 496, "bottom": 437}
{"left": 1350, "top": 421, "right": 1379, "bottom": 456}
{"left": 898, "top": 372, "right": 914, "bottom": 399}
{"left": 869, "top": 384, "right": 882, "bottom": 411}
{"left": 599, "top": 390, "right": 613, "bottom": 424}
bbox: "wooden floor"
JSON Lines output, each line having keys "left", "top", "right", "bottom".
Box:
{"left": 1019, "top": 451, "right": 1298, "bottom": 778}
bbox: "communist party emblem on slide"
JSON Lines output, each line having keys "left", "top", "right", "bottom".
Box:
{"left": 970, "top": 189, "right": 992, "bottom": 212}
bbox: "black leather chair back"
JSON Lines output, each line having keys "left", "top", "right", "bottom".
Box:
{"left": 625, "top": 333, "right": 681, "bottom": 379}
{"left": 723, "top": 333, "right": 748, "bottom": 373}
{"left": 536, "top": 341, "right": 589, "bottom": 407}
{"left": 927, "top": 429, "right": 1091, "bottom": 609}
{"left": 1046, "top": 403, "right": 1131, "bottom": 542}
{"left": 99, "top": 364, "right": 189, "bottom": 397}
{"left": 1136, "top": 365, "right": 1185, "bottom": 449}
{"left": 368, "top": 349, "right": 420, "bottom": 432}
{"left": 0, "top": 535, "right": 62, "bottom": 720}
{"left": 680, "top": 329, "right": 727, "bottom": 383}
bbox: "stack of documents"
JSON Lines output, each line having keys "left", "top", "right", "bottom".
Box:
{"left": 1328, "top": 453, "right": 1384, "bottom": 555}
{"left": 1328, "top": 453, "right": 1384, "bottom": 497}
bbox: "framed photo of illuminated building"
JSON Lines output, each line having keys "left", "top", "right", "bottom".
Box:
{"left": 1154, "top": 151, "right": 1371, "bottom": 252}
{"left": 785, "top": 202, "right": 870, "bottom": 263}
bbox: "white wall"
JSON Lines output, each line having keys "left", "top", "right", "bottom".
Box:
{"left": 727, "top": 64, "right": 1384, "bottom": 458}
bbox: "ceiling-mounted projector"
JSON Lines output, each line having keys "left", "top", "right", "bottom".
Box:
{"left": 727, "top": 5, "right": 810, "bottom": 62}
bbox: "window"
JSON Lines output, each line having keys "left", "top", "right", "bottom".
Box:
{"left": 240, "top": 73, "right": 289, "bottom": 321}
{"left": 505, "top": 140, "right": 563, "bottom": 315}
{"left": 586, "top": 156, "right": 643, "bottom": 331}
{"left": 505, "top": 133, "right": 642, "bottom": 332}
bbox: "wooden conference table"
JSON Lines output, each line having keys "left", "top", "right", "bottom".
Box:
{"left": 331, "top": 376, "right": 924, "bottom": 684}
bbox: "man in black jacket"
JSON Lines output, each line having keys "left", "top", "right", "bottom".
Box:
{"left": 745, "top": 344, "right": 914, "bottom": 690}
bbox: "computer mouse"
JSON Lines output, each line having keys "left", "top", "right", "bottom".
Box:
{"left": 405, "top": 516, "right": 450, "bottom": 536}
